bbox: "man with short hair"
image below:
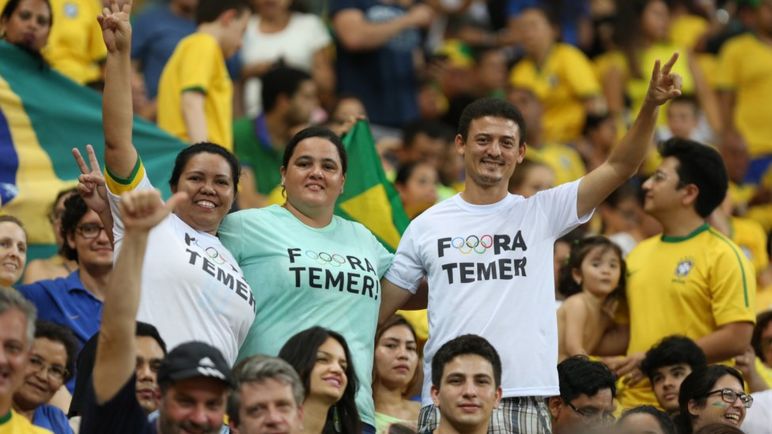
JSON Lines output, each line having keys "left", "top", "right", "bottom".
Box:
{"left": 381, "top": 55, "right": 683, "bottom": 433}
{"left": 613, "top": 138, "right": 758, "bottom": 409}
{"left": 228, "top": 357, "right": 305, "bottom": 434}
{"left": 79, "top": 186, "right": 233, "bottom": 434}
{"left": 427, "top": 335, "right": 502, "bottom": 434}
{"left": 640, "top": 335, "right": 708, "bottom": 416}
{"left": 0, "top": 287, "right": 49, "bottom": 433}
{"left": 548, "top": 356, "right": 616, "bottom": 434}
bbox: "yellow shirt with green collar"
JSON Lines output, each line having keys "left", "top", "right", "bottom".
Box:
{"left": 41, "top": 0, "right": 106, "bottom": 84}
{"left": 0, "top": 410, "right": 53, "bottom": 433}
{"left": 509, "top": 43, "right": 600, "bottom": 144}
{"left": 157, "top": 32, "right": 233, "bottom": 151}
{"left": 618, "top": 223, "right": 757, "bottom": 409}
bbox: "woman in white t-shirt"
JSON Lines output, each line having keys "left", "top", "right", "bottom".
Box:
{"left": 240, "top": 0, "right": 334, "bottom": 116}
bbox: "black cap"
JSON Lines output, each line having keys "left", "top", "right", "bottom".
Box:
{"left": 157, "top": 342, "right": 234, "bottom": 387}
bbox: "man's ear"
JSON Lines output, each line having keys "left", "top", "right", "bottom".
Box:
{"left": 681, "top": 183, "right": 699, "bottom": 208}
{"left": 455, "top": 134, "right": 465, "bottom": 156}
{"left": 431, "top": 384, "right": 441, "bottom": 407}
{"left": 218, "top": 8, "right": 238, "bottom": 25}
{"left": 547, "top": 396, "right": 562, "bottom": 420}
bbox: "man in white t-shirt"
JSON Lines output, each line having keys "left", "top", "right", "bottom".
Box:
{"left": 379, "top": 54, "right": 683, "bottom": 433}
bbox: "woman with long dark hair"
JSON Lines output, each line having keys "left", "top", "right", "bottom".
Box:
{"left": 676, "top": 365, "right": 752, "bottom": 434}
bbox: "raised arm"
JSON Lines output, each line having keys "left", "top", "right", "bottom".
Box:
{"left": 73, "top": 144, "right": 114, "bottom": 244}
{"left": 332, "top": 4, "right": 433, "bottom": 52}
{"left": 577, "top": 53, "right": 682, "bottom": 217}
{"left": 92, "top": 189, "right": 185, "bottom": 403}
{"left": 98, "top": 0, "right": 138, "bottom": 178}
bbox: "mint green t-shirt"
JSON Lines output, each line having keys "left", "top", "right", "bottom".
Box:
{"left": 219, "top": 205, "right": 393, "bottom": 426}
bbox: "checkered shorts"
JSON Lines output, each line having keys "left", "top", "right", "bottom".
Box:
{"left": 417, "top": 396, "right": 552, "bottom": 434}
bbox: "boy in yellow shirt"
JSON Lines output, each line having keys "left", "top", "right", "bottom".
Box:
{"left": 156, "top": 0, "right": 249, "bottom": 151}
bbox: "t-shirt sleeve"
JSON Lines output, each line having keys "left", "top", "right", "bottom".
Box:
{"left": 79, "top": 375, "right": 152, "bottom": 434}
{"left": 179, "top": 36, "right": 220, "bottom": 94}
{"left": 15, "top": 282, "right": 48, "bottom": 313}
{"left": 533, "top": 178, "right": 592, "bottom": 236}
{"left": 563, "top": 47, "right": 601, "bottom": 98}
{"left": 383, "top": 222, "right": 424, "bottom": 293}
{"left": 710, "top": 239, "right": 757, "bottom": 326}
{"left": 105, "top": 159, "right": 153, "bottom": 244}
{"left": 714, "top": 39, "right": 740, "bottom": 90}
{"left": 218, "top": 212, "right": 245, "bottom": 263}
{"left": 364, "top": 228, "right": 394, "bottom": 279}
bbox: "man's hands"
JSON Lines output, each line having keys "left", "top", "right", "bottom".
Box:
{"left": 119, "top": 190, "right": 187, "bottom": 233}
{"left": 604, "top": 352, "right": 646, "bottom": 386}
{"left": 98, "top": 0, "right": 132, "bottom": 53}
{"left": 644, "top": 53, "right": 683, "bottom": 107}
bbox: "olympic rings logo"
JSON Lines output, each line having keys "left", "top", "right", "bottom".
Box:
{"left": 305, "top": 250, "right": 347, "bottom": 267}
{"left": 205, "top": 246, "right": 227, "bottom": 265}
{"left": 451, "top": 235, "right": 494, "bottom": 255}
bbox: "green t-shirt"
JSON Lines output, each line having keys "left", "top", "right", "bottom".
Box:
{"left": 219, "top": 205, "right": 394, "bottom": 426}
{"left": 233, "top": 116, "right": 283, "bottom": 195}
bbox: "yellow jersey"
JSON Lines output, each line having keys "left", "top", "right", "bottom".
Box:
{"left": 157, "top": 33, "right": 233, "bottom": 151}
{"left": 619, "top": 224, "right": 757, "bottom": 408}
{"left": 730, "top": 216, "right": 768, "bottom": 278}
{"left": 0, "top": 410, "right": 52, "bottom": 433}
{"left": 526, "top": 143, "right": 586, "bottom": 186}
{"left": 509, "top": 43, "right": 600, "bottom": 144}
{"left": 43, "top": 0, "right": 106, "bottom": 84}
{"left": 669, "top": 14, "right": 709, "bottom": 50}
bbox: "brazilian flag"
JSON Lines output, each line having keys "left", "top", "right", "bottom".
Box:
{"left": 335, "top": 120, "right": 409, "bottom": 252}
{"left": 0, "top": 40, "right": 182, "bottom": 252}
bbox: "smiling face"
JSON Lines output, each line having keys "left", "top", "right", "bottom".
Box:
{"left": 652, "top": 363, "right": 692, "bottom": 413}
{"left": 431, "top": 354, "right": 502, "bottom": 433}
{"left": 458, "top": 116, "right": 525, "bottom": 192}
{"left": 0, "top": 308, "right": 30, "bottom": 406}
{"left": 688, "top": 375, "right": 747, "bottom": 431}
{"left": 642, "top": 157, "right": 689, "bottom": 217}
{"left": 308, "top": 338, "right": 348, "bottom": 404}
{"left": 13, "top": 337, "right": 68, "bottom": 410}
{"left": 0, "top": 221, "right": 26, "bottom": 287}
{"left": 66, "top": 210, "right": 113, "bottom": 269}
{"left": 0, "top": 0, "right": 52, "bottom": 52}
{"left": 374, "top": 324, "right": 418, "bottom": 392}
{"left": 171, "top": 152, "right": 235, "bottom": 235}
{"left": 573, "top": 246, "right": 621, "bottom": 298}
{"left": 281, "top": 137, "right": 345, "bottom": 220}
{"left": 158, "top": 377, "right": 229, "bottom": 434}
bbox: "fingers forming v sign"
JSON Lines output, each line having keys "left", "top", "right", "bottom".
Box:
{"left": 72, "top": 145, "right": 109, "bottom": 214}
{"left": 647, "top": 52, "right": 683, "bottom": 106}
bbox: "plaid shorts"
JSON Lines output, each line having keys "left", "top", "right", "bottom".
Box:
{"left": 417, "top": 396, "right": 552, "bottom": 434}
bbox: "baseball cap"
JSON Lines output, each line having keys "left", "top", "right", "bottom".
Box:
{"left": 157, "top": 341, "right": 234, "bottom": 387}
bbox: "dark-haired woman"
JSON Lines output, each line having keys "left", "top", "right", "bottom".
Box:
{"left": 0, "top": 0, "right": 51, "bottom": 53}
{"left": 279, "top": 327, "right": 359, "bottom": 434}
{"left": 218, "top": 125, "right": 393, "bottom": 432}
{"left": 676, "top": 365, "right": 752, "bottom": 434}
{"left": 77, "top": 1, "right": 254, "bottom": 365}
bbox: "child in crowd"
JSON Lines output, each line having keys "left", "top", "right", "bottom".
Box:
{"left": 395, "top": 161, "right": 439, "bottom": 219}
{"left": 557, "top": 236, "right": 626, "bottom": 361}
{"left": 156, "top": 0, "right": 250, "bottom": 150}
{"left": 666, "top": 95, "right": 700, "bottom": 141}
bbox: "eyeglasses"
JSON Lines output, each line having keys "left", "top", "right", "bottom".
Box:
{"left": 28, "top": 355, "right": 69, "bottom": 383}
{"left": 75, "top": 223, "right": 107, "bottom": 239}
{"left": 706, "top": 389, "right": 753, "bottom": 408}
{"left": 564, "top": 400, "right": 616, "bottom": 423}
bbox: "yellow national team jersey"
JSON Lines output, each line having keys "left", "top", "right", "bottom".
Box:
{"left": 669, "top": 14, "right": 709, "bottom": 50}
{"left": 509, "top": 43, "right": 600, "bottom": 144}
{"left": 0, "top": 410, "right": 53, "bottom": 433}
{"left": 157, "top": 33, "right": 233, "bottom": 151}
{"left": 526, "top": 143, "right": 586, "bottom": 185}
{"left": 43, "top": 0, "right": 106, "bottom": 84}
{"left": 731, "top": 216, "right": 768, "bottom": 277}
{"left": 619, "top": 224, "right": 757, "bottom": 409}
{"left": 715, "top": 33, "right": 772, "bottom": 157}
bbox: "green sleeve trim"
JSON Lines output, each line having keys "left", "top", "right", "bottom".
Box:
{"left": 105, "top": 157, "right": 142, "bottom": 185}
{"left": 0, "top": 411, "right": 11, "bottom": 425}
{"left": 708, "top": 228, "right": 751, "bottom": 308}
{"left": 661, "top": 223, "right": 710, "bottom": 243}
{"left": 182, "top": 86, "right": 206, "bottom": 95}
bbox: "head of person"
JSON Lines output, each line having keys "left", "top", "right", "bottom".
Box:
{"left": 401, "top": 119, "right": 455, "bottom": 171}
{"left": 508, "top": 159, "right": 554, "bottom": 197}
{"left": 582, "top": 113, "right": 617, "bottom": 153}
{"left": 262, "top": 67, "right": 318, "bottom": 130}
{"left": 395, "top": 161, "right": 439, "bottom": 218}
{"left": 168, "top": 142, "right": 241, "bottom": 235}
{"left": 195, "top": 0, "right": 250, "bottom": 57}
{"left": 548, "top": 356, "right": 616, "bottom": 434}
{"left": 473, "top": 46, "right": 507, "bottom": 95}
{"left": 617, "top": 406, "right": 677, "bottom": 434}
{"left": 329, "top": 95, "right": 367, "bottom": 126}
{"left": 506, "top": 86, "right": 542, "bottom": 143}
{"left": 156, "top": 342, "right": 234, "bottom": 434}
{"left": 642, "top": 138, "right": 727, "bottom": 220}
{"left": 0, "top": 287, "right": 36, "bottom": 406}
{"left": 667, "top": 95, "right": 700, "bottom": 140}
{"left": 613, "top": 0, "right": 669, "bottom": 78}
{"left": 557, "top": 236, "right": 626, "bottom": 304}
{"left": 599, "top": 182, "right": 643, "bottom": 236}
{"left": 373, "top": 315, "right": 419, "bottom": 396}
{"left": 59, "top": 194, "right": 113, "bottom": 269}
{"left": 0, "top": 0, "right": 51, "bottom": 53}
{"left": 752, "top": 310, "right": 772, "bottom": 367}
{"left": 49, "top": 188, "right": 76, "bottom": 249}
{"left": 430, "top": 335, "right": 502, "bottom": 433}
{"left": 0, "top": 215, "right": 27, "bottom": 287}
{"left": 278, "top": 327, "right": 359, "bottom": 434}
{"left": 136, "top": 322, "right": 167, "bottom": 413}
{"left": 517, "top": 6, "right": 559, "bottom": 57}
{"left": 457, "top": 98, "right": 527, "bottom": 191}
{"left": 676, "top": 365, "right": 750, "bottom": 434}
{"left": 280, "top": 127, "right": 347, "bottom": 218}
{"left": 171, "top": 0, "right": 199, "bottom": 16}
{"left": 12, "top": 321, "right": 78, "bottom": 413}
{"left": 640, "top": 335, "right": 707, "bottom": 414}
{"left": 553, "top": 230, "right": 584, "bottom": 293}
{"left": 228, "top": 356, "right": 305, "bottom": 434}
{"left": 640, "top": 0, "right": 670, "bottom": 42}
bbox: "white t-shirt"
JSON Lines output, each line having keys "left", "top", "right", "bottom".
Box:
{"left": 107, "top": 170, "right": 254, "bottom": 365}
{"left": 743, "top": 389, "right": 772, "bottom": 434}
{"left": 240, "top": 13, "right": 331, "bottom": 116}
{"left": 385, "top": 180, "right": 591, "bottom": 404}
